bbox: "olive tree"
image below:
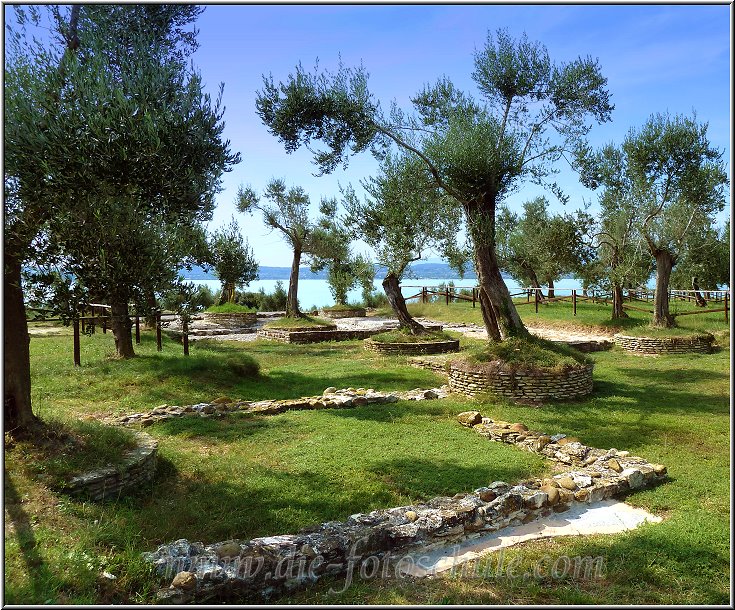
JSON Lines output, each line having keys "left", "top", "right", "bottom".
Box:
{"left": 255, "top": 29, "right": 613, "bottom": 340}
{"left": 342, "top": 152, "right": 467, "bottom": 332}
{"left": 209, "top": 218, "right": 259, "bottom": 304}
{"left": 497, "top": 197, "right": 594, "bottom": 300}
{"left": 4, "top": 6, "right": 238, "bottom": 432}
{"left": 577, "top": 113, "right": 728, "bottom": 327}
{"left": 309, "top": 198, "right": 375, "bottom": 307}
{"left": 237, "top": 179, "right": 325, "bottom": 317}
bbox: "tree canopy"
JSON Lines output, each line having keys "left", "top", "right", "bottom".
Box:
{"left": 577, "top": 112, "right": 728, "bottom": 326}
{"left": 209, "top": 218, "right": 259, "bottom": 304}
{"left": 255, "top": 28, "right": 613, "bottom": 340}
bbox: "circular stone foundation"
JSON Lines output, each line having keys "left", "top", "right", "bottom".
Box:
{"left": 62, "top": 431, "right": 158, "bottom": 502}
{"left": 448, "top": 362, "right": 594, "bottom": 401}
{"left": 319, "top": 307, "right": 367, "bottom": 319}
{"left": 613, "top": 333, "right": 714, "bottom": 355}
{"left": 202, "top": 311, "right": 258, "bottom": 329}
{"left": 364, "top": 338, "right": 460, "bottom": 356}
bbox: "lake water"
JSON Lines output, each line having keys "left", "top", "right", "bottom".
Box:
{"left": 189, "top": 277, "right": 588, "bottom": 310}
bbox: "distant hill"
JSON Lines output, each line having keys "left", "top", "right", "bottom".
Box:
{"left": 179, "top": 262, "right": 486, "bottom": 281}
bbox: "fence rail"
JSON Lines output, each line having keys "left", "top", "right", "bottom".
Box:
{"left": 26, "top": 304, "right": 182, "bottom": 366}
{"left": 403, "top": 284, "right": 729, "bottom": 322}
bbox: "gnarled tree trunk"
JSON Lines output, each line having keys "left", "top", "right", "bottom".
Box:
{"left": 692, "top": 276, "right": 707, "bottom": 307}
{"left": 286, "top": 245, "right": 301, "bottom": 318}
{"left": 382, "top": 272, "right": 425, "bottom": 334}
{"left": 474, "top": 243, "right": 528, "bottom": 341}
{"left": 110, "top": 300, "right": 135, "bottom": 358}
{"left": 219, "top": 281, "right": 236, "bottom": 305}
{"left": 652, "top": 250, "right": 676, "bottom": 328}
{"left": 547, "top": 278, "right": 555, "bottom": 299}
{"left": 4, "top": 254, "right": 39, "bottom": 435}
{"left": 611, "top": 284, "right": 628, "bottom": 319}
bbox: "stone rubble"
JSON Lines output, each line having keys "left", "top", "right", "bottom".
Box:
{"left": 142, "top": 408, "right": 667, "bottom": 604}
{"left": 105, "top": 386, "right": 452, "bottom": 428}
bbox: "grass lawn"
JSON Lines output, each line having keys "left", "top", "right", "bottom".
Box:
{"left": 4, "top": 297, "right": 730, "bottom": 604}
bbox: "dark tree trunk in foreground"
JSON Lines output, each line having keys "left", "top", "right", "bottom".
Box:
{"left": 474, "top": 241, "right": 528, "bottom": 341}
{"left": 692, "top": 276, "right": 707, "bottom": 307}
{"left": 467, "top": 199, "right": 529, "bottom": 341}
{"left": 652, "top": 251, "right": 676, "bottom": 328}
{"left": 547, "top": 278, "right": 555, "bottom": 299}
{"left": 611, "top": 284, "right": 628, "bottom": 319}
{"left": 286, "top": 245, "right": 302, "bottom": 318}
{"left": 110, "top": 300, "right": 136, "bottom": 358}
{"left": 382, "top": 272, "right": 426, "bottom": 334}
{"left": 4, "top": 254, "right": 39, "bottom": 435}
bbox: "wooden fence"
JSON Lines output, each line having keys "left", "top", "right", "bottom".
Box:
{"left": 403, "top": 285, "right": 729, "bottom": 323}
{"left": 26, "top": 304, "right": 184, "bottom": 366}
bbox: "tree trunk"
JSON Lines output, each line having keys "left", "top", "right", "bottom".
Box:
{"left": 4, "top": 254, "right": 39, "bottom": 435}
{"left": 692, "top": 277, "right": 707, "bottom": 307}
{"left": 474, "top": 243, "right": 528, "bottom": 340}
{"left": 286, "top": 245, "right": 301, "bottom": 318}
{"left": 382, "top": 272, "right": 425, "bottom": 334}
{"left": 547, "top": 278, "right": 555, "bottom": 299}
{"left": 520, "top": 262, "right": 545, "bottom": 303}
{"left": 652, "top": 251, "right": 676, "bottom": 328}
{"left": 110, "top": 300, "right": 136, "bottom": 358}
{"left": 144, "top": 289, "right": 158, "bottom": 329}
{"left": 219, "top": 281, "right": 236, "bottom": 305}
{"left": 611, "top": 284, "right": 628, "bottom": 319}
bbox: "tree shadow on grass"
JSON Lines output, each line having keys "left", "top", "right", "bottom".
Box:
{"left": 4, "top": 471, "right": 54, "bottom": 601}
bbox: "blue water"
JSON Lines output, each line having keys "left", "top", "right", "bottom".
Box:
{"left": 189, "top": 277, "right": 588, "bottom": 310}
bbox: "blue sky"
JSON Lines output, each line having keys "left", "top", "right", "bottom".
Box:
{"left": 189, "top": 4, "right": 730, "bottom": 267}
{"left": 6, "top": 4, "right": 731, "bottom": 267}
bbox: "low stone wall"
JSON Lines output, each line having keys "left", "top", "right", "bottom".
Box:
{"left": 106, "top": 386, "right": 449, "bottom": 428}
{"left": 556, "top": 339, "right": 613, "bottom": 353}
{"left": 319, "top": 308, "right": 367, "bottom": 319}
{"left": 144, "top": 411, "right": 666, "bottom": 604}
{"left": 62, "top": 432, "right": 158, "bottom": 502}
{"left": 256, "top": 328, "right": 381, "bottom": 344}
{"left": 364, "top": 338, "right": 460, "bottom": 356}
{"left": 613, "top": 333, "right": 714, "bottom": 355}
{"left": 448, "top": 362, "right": 593, "bottom": 401}
{"left": 201, "top": 312, "right": 257, "bottom": 329}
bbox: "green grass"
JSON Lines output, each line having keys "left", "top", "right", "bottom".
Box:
{"left": 320, "top": 303, "right": 366, "bottom": 311}
{"left": 407, "top": 296, "right": 730, "bottom": 337}
{"left": 370, "top": 328, "right": 455, "bottom": 343}
{"left": 4, "top": 301, "right": 730, "bottom": 604}
{"left": 263, "top": 314, "right": 336, "bottom": 330}
{"left": 8, "top": 419, "right": 138, "bottom": 489}
{"left": 204, "top": 303, "right": 257, "bottom": 313}
{"left": 617, "top": 325, "right": 714, "bottom": 338}
{"left": 456, "top": 335, "right": 591, "bottom": 373}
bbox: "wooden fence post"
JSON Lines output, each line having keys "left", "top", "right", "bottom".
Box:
{"left": 102, "top": 308, "right": 107, "bottom": 334}
{"left": 535, "top": 288, "right": 539, "bottom": 313}
{"left": 472, "top": 287, "right": 476, "bottom": 308}
{"left": 445, "top": 288, "right": 449, "bottom": 306}
{"left": 725, "top": 293, "right": 729, "bottom": 324}
{"left": 73, "top": 317, "right": 81, "bottom": 367}
{"left": 573, "top": 290, "right": 577, "bottom": 316}
{"left": 182, "top": 317, "right": 189, "bottom": 356}
{"left": 422, "top": 287, "right": 427, "bottom": 304}
{"left": 135, "top": 314, "right": 140, "bottom": 344}
{"left": 156, "top": 311, "right": 162, "bottom": 352}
